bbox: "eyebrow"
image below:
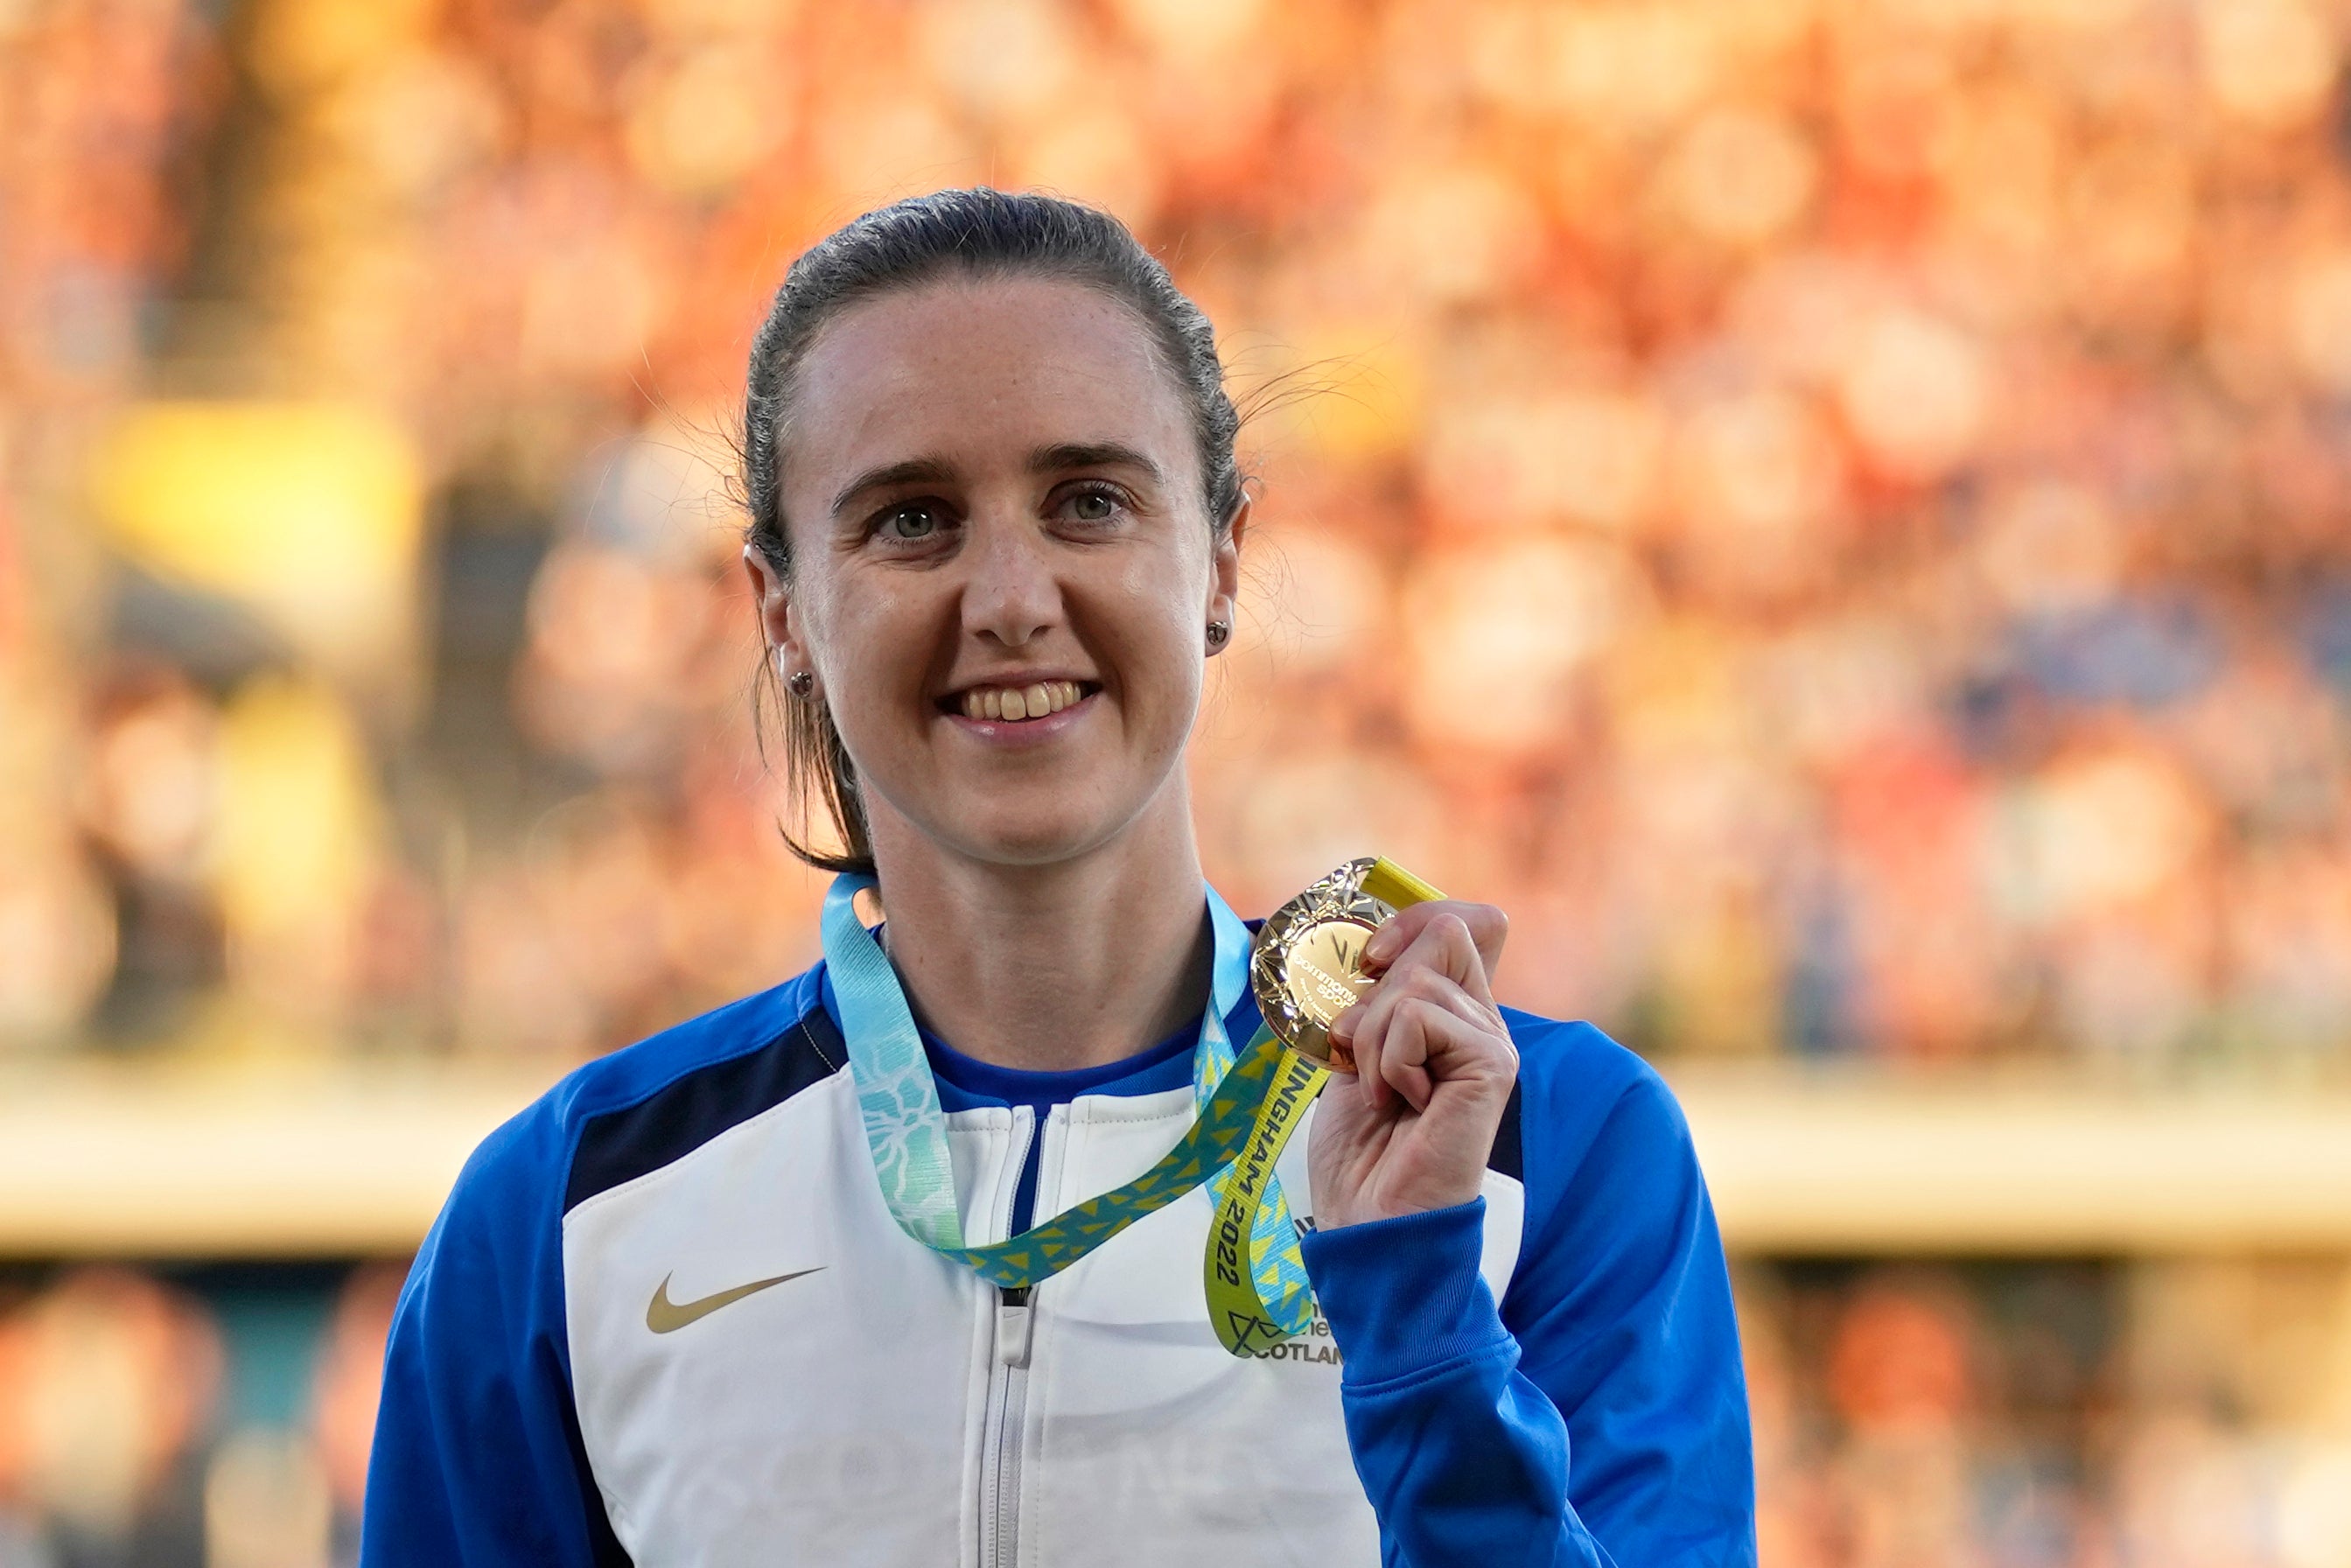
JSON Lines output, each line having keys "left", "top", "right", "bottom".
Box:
{"left": 829, "top": 458, "right": 958, "bottom": 519}
{"left": 828, "top": 443, "right": 1168, "bottom": 520}
{"left": 1027, "top": 442, "right": 1166, "bottom": 485}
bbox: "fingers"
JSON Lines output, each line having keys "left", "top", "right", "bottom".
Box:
{"left": 1361, "top": 901, "right": 1508, "bottom": 994}
{"left": 1332, "top": 912, "right": 1515, "bottom": 1115}
{"left": 1332, "top": 918, "right": 1495, "bottom": 1075}
{"left": 1347, "top": 994, "right": 1516, "bottom": 1115}
{"left": 1354, "top": 995, "right": 1435, "bottom": 1113}
{"left": 1366, "top": 910, "right": 1499, "bottom": 1015}
{"left": 1335, "top": 902, "right": 1514, "bottom": 1110}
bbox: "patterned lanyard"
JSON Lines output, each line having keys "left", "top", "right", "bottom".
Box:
{"left": 819, "top": 874, "right": 1315, "bottom": 1345}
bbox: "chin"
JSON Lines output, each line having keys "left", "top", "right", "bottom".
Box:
{"left": 938, "top": 791, "right": 1143, "bottom": 869}
{"left": 871, "top": 752, "right": 1190, "bottom": 872}
{"left": 955, "top": 816, "right": 1117, "bottom": 868}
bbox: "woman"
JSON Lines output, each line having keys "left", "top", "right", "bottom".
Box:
{"left": 363, "top": 190, "right": 1754, "bottom": 1566}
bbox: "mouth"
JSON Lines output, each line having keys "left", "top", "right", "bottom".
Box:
{"left": 940, "top": 679, "right": 1102, "bottom": 724}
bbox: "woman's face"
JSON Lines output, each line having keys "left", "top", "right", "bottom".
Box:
{"left": 749, "top": 275, "right": 1242, "bottom": 872}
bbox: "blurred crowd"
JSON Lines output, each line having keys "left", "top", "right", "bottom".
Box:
{"left": 1745, "top": 1257, "right": 2351, "bottom": 1568}
{"left": 4, "top": 0, "right": 2351, "bottom": 1069}
{"left": 1, "top": 1256, "right": 2347, "bottom": 1568}
{"left": 0, "top": 1263, "right": 399, "bottom": 1568}
{"left": 8, "top": 0, "right": 2351, "bottom": 1070}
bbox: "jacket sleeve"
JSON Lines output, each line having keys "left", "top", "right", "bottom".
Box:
{"left": 360, "top": 1109, "right": 630, "bottom": 1566}
{"left": 1300, "top": 1062, "right": 1755, "bottom": 1567}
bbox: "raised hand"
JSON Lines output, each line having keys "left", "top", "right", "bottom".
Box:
{"left": 1307, "top": 900, "right": 1517, "bottom": 1230}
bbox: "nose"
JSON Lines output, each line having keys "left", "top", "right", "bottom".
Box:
{"left": 961, "top": 509, "right": 1061, "bottom": 650}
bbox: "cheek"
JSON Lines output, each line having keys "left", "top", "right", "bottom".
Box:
{"left": 809, "top": 578, "right": 939, "bottom": 729}
{"left": 1098, "top": 562, "right": 1207, "bottom": 723}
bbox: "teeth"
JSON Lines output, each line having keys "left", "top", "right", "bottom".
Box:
{"left": 958, "top": 682, "right": 1087, "bottom": 721}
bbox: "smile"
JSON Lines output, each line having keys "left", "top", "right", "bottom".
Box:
{"left": 946, "top": 680, "right": 1099, "bottom": 723}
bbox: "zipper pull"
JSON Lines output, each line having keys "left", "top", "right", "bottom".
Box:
{"left": 997, "top": 1285, "right": 1032, "bottom": 1368}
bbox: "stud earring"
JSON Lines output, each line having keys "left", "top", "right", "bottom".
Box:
{"left": 787, "top": 669, "right": 815, "bottom": 697}
{"left": 1206, "top": 620, "right": 1231, "bottom": 649}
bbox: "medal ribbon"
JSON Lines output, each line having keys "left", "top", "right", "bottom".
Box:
{"left": 819, "top": 875, "right": 1312, "bottom": 1334}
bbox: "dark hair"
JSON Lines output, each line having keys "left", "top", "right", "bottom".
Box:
{"left": 743, "top": 188, "right": 1244, "bottom": 875}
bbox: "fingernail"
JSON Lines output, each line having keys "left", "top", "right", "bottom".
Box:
{"left": 1363, "top": 926, "right": 1397, "bottom": 963}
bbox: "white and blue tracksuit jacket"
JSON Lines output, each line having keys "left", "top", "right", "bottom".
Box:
{"left": 361, "top": 958, "right": 1756, "bottom": 1565}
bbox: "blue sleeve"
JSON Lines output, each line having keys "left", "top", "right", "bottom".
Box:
{"left": 360, "top": 1105, "right": 628, "bottom": 1567}
{"left": 1300, "top": 1052, "right": 1755, "bottom": 1566}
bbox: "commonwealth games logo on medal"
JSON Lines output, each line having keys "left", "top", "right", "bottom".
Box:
{"left": 1251, "top": 857, "right": 1440, "bottom": 1074}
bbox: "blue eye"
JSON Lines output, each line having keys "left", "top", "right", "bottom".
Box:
{"left": 1064, "top": 485, "right": 1126, "bottom": 524}
{"left": 878, "top": 503, "right": 941, "bottom": 540}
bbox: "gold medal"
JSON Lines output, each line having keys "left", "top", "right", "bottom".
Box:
{"left": 1249, "top": 857, "right": 1445, "bottom": 1073}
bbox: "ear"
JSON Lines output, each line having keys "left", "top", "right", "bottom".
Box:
{"left": 744, "top": 543, "right": 818, "bottom": 693}
{"left": 1206, "top": 492, "right": 1249, "bottom": 656}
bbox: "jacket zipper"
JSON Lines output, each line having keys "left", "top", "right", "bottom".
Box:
{"left": 979, "top": 1116, "right": 1035, "bottom": 1568}
{"left": 982, "top": 1283, "right": 1032, "bottom": 1567}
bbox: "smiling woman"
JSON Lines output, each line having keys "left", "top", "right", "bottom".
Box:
{"left": 360, "top": 190, "right": 1757, "bottom": 1567}
{"left": 752, "top": 274, "right": 1232, "bottom": 895}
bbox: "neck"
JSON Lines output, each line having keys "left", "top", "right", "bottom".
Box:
{"left": 862, "top": 801, "right": 1214, "bottom": 1074}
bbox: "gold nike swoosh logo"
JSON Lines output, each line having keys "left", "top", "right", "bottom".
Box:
{"left": 645, "top": 1268, "right": 824, "bottom": 1334}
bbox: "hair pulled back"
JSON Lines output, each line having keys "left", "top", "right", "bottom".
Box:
{"left": 744, "top": 187, "right": 1244, "bottom": 875}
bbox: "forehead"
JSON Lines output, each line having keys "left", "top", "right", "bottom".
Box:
{"left": 782, "top": 274, "right": 1197, "bottom": 501}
